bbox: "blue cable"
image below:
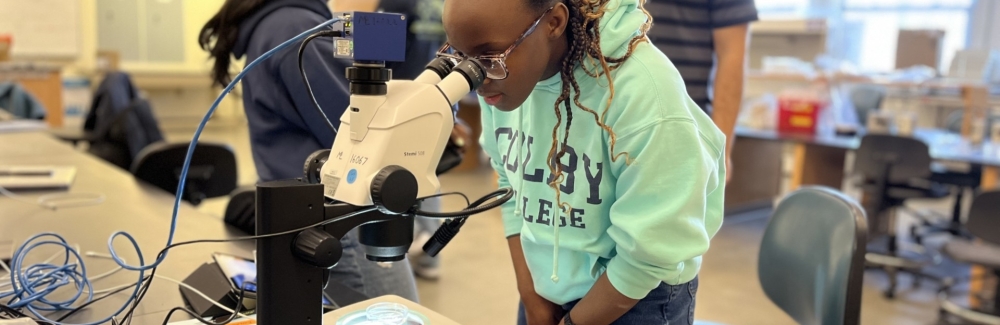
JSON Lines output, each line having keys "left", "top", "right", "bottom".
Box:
{"left": 108, "top": 16, "right": 342, "bottom": 272}
{"left": 1, "top": 233, "right": 143, "bottom": 324}
{"left": 1, "top": 17, "right": 342, "bottom": 325}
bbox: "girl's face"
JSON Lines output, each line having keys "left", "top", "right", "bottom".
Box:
{"left": 442, "top": 0, "right": 568, "bottom": 111}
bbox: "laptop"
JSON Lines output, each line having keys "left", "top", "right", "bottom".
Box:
{"left": 0, "top": 166, "right": 77, "bottom": 190}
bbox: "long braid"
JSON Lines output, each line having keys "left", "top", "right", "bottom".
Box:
{"left": 531, "top": 0, "right": 650, "bottom": 213}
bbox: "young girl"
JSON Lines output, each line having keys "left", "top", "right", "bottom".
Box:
{"left": 441, "top": 0, "right": 726, "bottom": 324}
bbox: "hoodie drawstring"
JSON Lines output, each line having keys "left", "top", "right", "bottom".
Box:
{"left": 514, "top": 108, "right": 524, "bottom": 218}
{"left": 508, "top": 93, "right": 561, "bottom": 284}
{"left": 551, "top": 205, "right": 560, "bottom": 282}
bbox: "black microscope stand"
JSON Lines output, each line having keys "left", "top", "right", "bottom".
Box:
{"left": 255, "top": 179, "right": 412, "bottom": 325}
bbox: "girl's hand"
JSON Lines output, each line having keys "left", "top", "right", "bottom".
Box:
{"left": 509, "top": 236, "right": 562, "bottom": 325}
{"left": 523, "top": 293, "right": 564, "bottom": 325}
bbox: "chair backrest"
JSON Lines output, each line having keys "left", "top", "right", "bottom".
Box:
{"left": 224, "top": 186, "right": 257, "bottom": 235}
{"left": 130, "top": 141, "right": 238, "bottom": 205}
{"left": 0, "top": 82, "right": 46, "bottom": 120}
{"left": 86, "top": 98, "right": 165, "bottom": 170}
{"left": 759, "top": 186, "right": 867, "bottom": 325}
{"left": 85, "top": 72, "right": 140, "bottom": 133}
{"left": 854, "top": 134, "right": 931, "bottom": 183}
{"left": 967, "top": 191, "right": 1000, "bottom": 245}
{"left": 849, "top": 85, "right": 885, "bottom": 124}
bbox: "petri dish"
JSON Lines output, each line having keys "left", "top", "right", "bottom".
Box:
{"left": 336, "top": 302, "right": 428, "bottom": 325}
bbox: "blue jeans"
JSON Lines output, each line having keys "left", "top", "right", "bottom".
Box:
{"left": 327, "top": 229, "right": 419, "bottom": 302}
{"left": 517, "top": 278, "right": 698, "bottom": 325}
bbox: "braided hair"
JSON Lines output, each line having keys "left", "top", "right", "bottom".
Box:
{"left": 528, "top": 0, "right": 651, "bottom": 211}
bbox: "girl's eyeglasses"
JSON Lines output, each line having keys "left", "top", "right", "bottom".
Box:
{"left": 436, "top": 7, "right": 553, "bottom": 80}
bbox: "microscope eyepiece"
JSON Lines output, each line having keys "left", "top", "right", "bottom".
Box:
{"left": 452, "top": 59, "right": 486, "bottom": 91}
{"left": 423, "top": 57, "right": 457, "bottom": 80}
{"left": 434, "top": 59, "right": 487, "bottom": 105}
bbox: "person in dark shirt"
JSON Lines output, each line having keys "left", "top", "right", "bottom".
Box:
{"left": 199, "top": 0, "right": 418, "bottom": 301}
{"left": 647, "top": 0, "right": 757, "bottom": 182}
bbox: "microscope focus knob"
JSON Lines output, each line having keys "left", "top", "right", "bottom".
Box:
{"left": 370, "top": 165, "right": 418, "bottom": 215}
{"left": 302, "top": 149, "right": 331, "bottom": 184}
{"left": 292, "top": 228, "right": 343, "bottom": 269}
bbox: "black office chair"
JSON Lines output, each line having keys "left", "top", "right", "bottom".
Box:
{"left": 854, "top": 134, "right": 950, "bottom": 298}
{"left": 916, "top": 166, "right": 980, "bottom": 242}
{"left": 130, "top": 142, "right": 238, "bottom": 206}
{"left": 223, "top": 186, "right": 257, "bottom": 235}
{"left": 939, "top": 191, "right": 1000, "bottom": 324}
{"left": 696, "top": 187, "right": 867, "bottom": 325}
{"left": 907, "top": 110, "right": 998, "bottom": 243}
{"left": 69, "top": 97, "right": 165, "bottom": 170}
{"left": 53, "top": 73, "right": 165, "bottom": 170}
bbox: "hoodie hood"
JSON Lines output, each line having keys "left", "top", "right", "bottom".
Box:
{"left": 596, "top": 0, "right": 648, "bottom": 58}
{"left": 232, "top": 0, "right": 332, "bottom": 59}
{"left": 535, "top": 0, "right": 648, "bottom": 89}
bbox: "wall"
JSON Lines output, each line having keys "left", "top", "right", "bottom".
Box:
{"left": 969, "top": 0, "right": 1000, "bottom": 51}
{"left": 85, "top": 0, "right": 223, "bottom": 74}
{"left": 67, "top": 0, "right": 224, "bottom": 76}
{"left": 79, "top": 0, "right": 240, "bottom": 128}
{"left": 70, "top": 0, "right": 98, "bottom": 77}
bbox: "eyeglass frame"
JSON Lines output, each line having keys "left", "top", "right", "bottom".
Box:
{"left": 437, "top": 7, "right": 554, "bottom": 80}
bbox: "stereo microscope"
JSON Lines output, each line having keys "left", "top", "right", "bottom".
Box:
{"left": 254, "top": 11, "right": 508, "bottom": 325}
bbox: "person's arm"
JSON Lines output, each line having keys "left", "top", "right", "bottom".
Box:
{"left": 558, "top": 273, "right": 635, "bottom": 325}
{"left": 710, "top": 23, "right": 750, "bottom": 159}
{"left": 564, "top": 120, "right": 723, "bottom": 325}
{"left": 709, "top": 0, "right": 757, "bottom": 182}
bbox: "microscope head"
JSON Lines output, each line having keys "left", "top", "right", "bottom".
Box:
{"left": 319, "top": 59, "right": 485, "bottom": 216}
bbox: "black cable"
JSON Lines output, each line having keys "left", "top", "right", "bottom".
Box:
{"left": 114, "top": 189, "right": 505, "bottom": 323}
{"left": 298, "top": 30, "right": 344, "bottom": 136}
{"left": 162, "top": 207, "right": 378, "bottom": 250}
{"left": 116, "top": 192, "right": 503, "bottom": 323}
{"left": 159, "top": 283, "right": 249, "bottom": 325}
{"left": 0, "top": 304, "right": 55, "bottom": 324}
{"left": 114, "top": 207, "right": 379, "bottom": 324}
{"left": 414, "top": 188, "right": 514, "bottom": 218}
{"left": 118, "top": 260, "right": 159, "bottom": 325}
{"left": 418, "top": 188, "right": 512, "bottom": 257}
{"left": 417, "top": 191, "right": 471, "bottom": 206}
{"left": 0, "top": 303, "right": 27, "bottom": 318}
{"left": 54, "top": 276, "right": 151, "bottom": 322}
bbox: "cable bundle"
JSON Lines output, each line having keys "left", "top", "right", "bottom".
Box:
{"left": 0, "top": 17, "right": 345, "bottom": 325}
{"left": 0, "top": 233, "right": 142, "bottom": 325}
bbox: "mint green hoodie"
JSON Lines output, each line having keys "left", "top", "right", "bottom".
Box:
{"left": 478, "top": 0, "right": 726, "bottom": 304}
